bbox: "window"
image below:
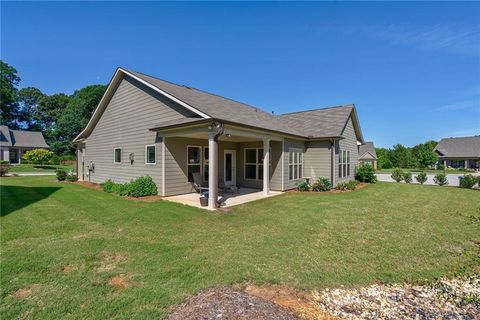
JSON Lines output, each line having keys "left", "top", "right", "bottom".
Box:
{"left": 288, "top": 149, "right": 303, "bottom": 180}
{"left": 244, "top": 148, "right": 270, "bottom": 180}
{"left": 145, "top": 145, "right": 156, "bottom": 164}
{"left": 203, "top": 147, "right": 209, "bottom": 181}
{"left": 114, "top": 148, "right": 121, "bottom": 163}
{"left": 339, "top": 150, "right": 351, "bottom": 178}
{"left": 187, "top": 146, "right": 201, "bottom": 182}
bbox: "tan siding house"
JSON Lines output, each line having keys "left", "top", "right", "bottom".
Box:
{"left": 74, "top": 67, "right": 365, "bottom": 208}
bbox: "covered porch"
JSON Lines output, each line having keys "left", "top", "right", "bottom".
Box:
{"left": 152, "top": 121, "right": 286, "bottom": 209}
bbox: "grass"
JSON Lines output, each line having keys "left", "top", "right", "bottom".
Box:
{"left": 8, "top": 164, "right": 75, "bottom": 173}
{"left": 376, "top": 168, "right": 471, "bottom": 174}
{"left": 1, "top": 176, "right": 479, "bottom": 319}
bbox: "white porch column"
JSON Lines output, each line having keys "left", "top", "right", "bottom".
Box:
{"left": 208, "top": 133, "right": 219, "bottom": 209}
{"left": 263, "top": 138, "right": 270, "bottom": 195}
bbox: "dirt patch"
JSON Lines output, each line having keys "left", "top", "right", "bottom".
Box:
{"left": 107, "top": 275, "right": 130, "bottom": 290}
{"left": 166, "top": 287, "right": 299, "bottom": 320}
{"left": 122, "top": 195, "right": 163, "bottom": 202}
{"left": 241, "top": 284, "right": 336, "bottom": 320}
{"left": 75, "top": 180, "right": 103, "bottom": 191}
{"left": 96, "top": 251, "right": 127, "bottom": 273}
{"left": 60, "top": 264, "right": 76, "bottom": 273}
{"left": 11, "top": 284, "right": 41, "bottom": 299}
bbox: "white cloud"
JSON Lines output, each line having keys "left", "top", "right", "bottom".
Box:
{"left": 433, "top": 100, "right": 479, "bottom": 112}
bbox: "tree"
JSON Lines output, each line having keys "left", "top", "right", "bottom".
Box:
{"left": 22, "top": 149, "right": 54, "bottom": 165}
{"left": 0, "top": 60, "right": 21, "bottom": 128}
{"left": 412, "top": 140, "right": 438, "bottom": 168}
{"left": 35, "top": 93, "right": 70, "bottom": 130}
{"left": 376, "top": 147, "right": 393, "bottom": 169}
{"left": 17, "top": 87, "right": 45, "bottom": 130}
{"left": 53, "top": 85, "right": 106, "bottom": 155}
{"left": 391, "top": 144, "right": 416, "bottom": 168}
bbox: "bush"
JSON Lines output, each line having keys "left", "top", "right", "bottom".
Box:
{"left": 22, "top": 149, "right": 54, "bottom": 165}
{"left": 125, "top": 176, "right": 158, "bottom": 197}
{"left": 0, "top": 161, "right": 10, "bottom": 176}
{"left": 296, "top": 180, "right": 310, "bottom": 192}
{"left": 459, "top": 174, "right": 477, "bottom": 189}
{"left": 347, "top": 180, "right": 359, "bottom": 190}
{"left": 311, "top": 177, "right": 332, "bottom": 192}
{"left": 391, "top": 168, "right": 404, "bottom": 183}
{"left": 437, "top": 163, "right": 445, "bottom": 171}
{"left": 336, "top": 181, "right": 348, "bottom": 191}
{"left": 56, "top": 168, "right": 67, "bottom": 181}
{"left": 403, "top": 172, "right": 412, "bottom": 183}
{"left": 103, "top": 179, "right": 115, "bottom": 193}
{"left": 434, "top": 173, "right": 448, "bottom": 186}
{"left": 415, "top": 172, "right": 428, "bottom": 184}
{"left": 113, "top": 183, "right": 128, "bottom": 196}
{"left": 49, "top": 154, "right": 60, "bottom": 165}
{"left": 66, "top": 173, "right": 78, "bottom": 182}
{"left": 355, "top": 164, "right": 377, "bottom": 183}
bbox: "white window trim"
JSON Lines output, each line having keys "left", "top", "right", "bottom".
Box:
{"left": 186, "top": 145, "right": 202, "bottom": 182}
{"left": 145, "top": 144, "right": 156, "bottom": 165}
{"left": 113, "top": 147, "right": 121, "bottom": 164}
{"left": 339, "top": 150, "right": 351, "bottom": 178}
{"left": 288, "top": 148, "right": 304, "bottom": 181}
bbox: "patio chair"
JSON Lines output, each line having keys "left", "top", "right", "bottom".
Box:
{"left": 191, "top": 172, "right": 208, "bottom": 194}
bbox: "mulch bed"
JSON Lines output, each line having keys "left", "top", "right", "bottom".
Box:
{"left": 166, "top": 287, "right": 299, "bottom": 320}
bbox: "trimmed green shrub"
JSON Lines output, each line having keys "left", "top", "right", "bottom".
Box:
{"left": 415, "top": 172, "right": 428, "bottom": 184}
{"left": 56, "top": 168, "right": 67, "bottom": 181}
{"left": 49, "top": 154, "right": 60, "bottom": 165}
{"left": 125, "top": 176, "right": 158, "bottom": 197}
{"left": 437, "top": 163, "right": 445, "bottom": 171}
{"left": 296, "top": 180, "right": 310, "bottom": 192}
{"left": 434, "top": 173, "right": 448, "bottom": 186}
{"left": 391, "top": 168, "right": 404, "bottom": 183}
{"left": 113, "top": 183, "right": 128, "bottom": 196}
{"left": 355, "top": 164, "right": 377, "bottom": 183}
{"left": 459, "top": 174, "right": 477, "bottom": 189}
{"left": 66, "top": 173, "right": 78, "bottom": 182}
{"left": 311, "top": 177, "right": 332, "bottom": 192}
{"left": 346, "top": 180, "right": 359, "bottom": 190}
{"left": 403, "top": 172, "right": 412, "bottom": 183}
{"left": 336, "top": 181, "right": 348, "bottom": 191}
{"left": 103, "top": 179, "right": 115, "bottom": 193}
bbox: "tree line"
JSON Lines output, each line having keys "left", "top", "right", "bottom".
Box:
{"left": 0, "top": 60, "right": 106, "bottom": 155}
{"left": 375, "top": 141, "right": 438, "bottom": 169}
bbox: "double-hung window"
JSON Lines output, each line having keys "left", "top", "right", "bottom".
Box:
{"left": 288, "top": 149, "right": 303, "bottom": 180}
{"left": 339, "top": 150, "right": 351, "bottom": 178}
{"left": 187, "top": 146, "right": 201, "bottom": 182}
{"left": 145, "top": 145, "right": 156, "bottom": 164}
{"left": 114, "top": 148, "right": 121, "bottom": 164}
{"left": 244, "top": 148, "right": 270, "bottom": 180}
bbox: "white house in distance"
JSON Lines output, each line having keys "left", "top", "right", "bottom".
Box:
{"left": 0, "top": 125, "right": 50, "bottom": 164}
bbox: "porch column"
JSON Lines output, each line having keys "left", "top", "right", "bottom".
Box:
{"left": 465, "top": 160, "right": 468, "bottom": 169}
{"left": 208, "top": 132, "right": 218, "bottom": 209}
{"left": 263, "top": 138, "right": 270, "bottom": 195}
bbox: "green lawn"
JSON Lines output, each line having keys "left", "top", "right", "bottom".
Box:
{"left": 376, "top": 168, "right": 470, "bottom": 174}
{"left": 1, "top": 176, "right": 479, "bottom": 319}
{"left": 9, "top": 164, "right": 75, "bottom": 173}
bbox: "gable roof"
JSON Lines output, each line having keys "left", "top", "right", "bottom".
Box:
{"left": 75, "top": 67, "right": 364, "bottom": 142}
{"left": 0, "top": 125, "right": 49, "bottom": 148}
{"left": 434, "top": 136, "right": 480, "bottom": 158}
{"left": 358, "top": 141, "right": 377, "bottom": 159}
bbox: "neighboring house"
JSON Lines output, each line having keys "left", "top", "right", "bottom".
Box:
{"left": 434, "top": 136, "right": 480, "bottom": 170}
{"left": 73, "top": 67, "right": 364, "bottom": 208}
{"left": 0, "top": 125, "right": 49, "bottom": 164}
{"left": 358, "top": 141, "right": 377, "bottom": 169}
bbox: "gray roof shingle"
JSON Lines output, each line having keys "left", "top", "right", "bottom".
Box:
{"left": 0, "top": 125, "right": 49, "bottom": 148}
{"left": 359, "top": 141, "right": 377, "bottom": 159}
{"left": 434, "top": 136, "right": 480, "bottom": 158}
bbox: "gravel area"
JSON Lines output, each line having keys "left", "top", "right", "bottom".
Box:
{"left": 166, "top": 287, "right": 299, "bottom": 320}
{"left": 312, "top": 276, "right": 479, "bottom": 320}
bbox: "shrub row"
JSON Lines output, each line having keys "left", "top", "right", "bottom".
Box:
{"left": 55, "top": 169, "right": 78, "bottom": 182}
{"left": 297, "top": 178, "right": 360, "bottom": 192}
{"left": 102, "top": 176, "right": 158, "bottom": 197}
{"left": 336, "top": 180, "right": 359, "bottom": 191}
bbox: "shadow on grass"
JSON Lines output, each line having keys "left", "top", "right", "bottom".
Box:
{"left": 0, "top": 185, "right": 61, "bottom": 217}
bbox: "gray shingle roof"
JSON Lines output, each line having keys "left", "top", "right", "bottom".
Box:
{"left": 0, "top": 125, "right": 49, "bottom": 148}
{"left": 434, "top": 136, "right": 480, "bottom": 158}
{"left": 359, "top": 141, "right": 377, "bottom": 159}
{"left": 126, "top": 69, "right": 361, "bottom": 140}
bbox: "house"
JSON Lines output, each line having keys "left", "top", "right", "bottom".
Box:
{"left": 358, "top": 141, "right": 377, "bottom": 168}
{"left": 434, "top": 136, "right": 480, "bottom": 170}
{"left": 73, "top": 67, "right": 364, "bottom": 209}
{"left": 0, "top": 125, "right": 49, "bottom": 164}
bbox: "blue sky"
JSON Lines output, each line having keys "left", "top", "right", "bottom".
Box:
{"left": 2, "top": 1, "right": 479, "bottom": 147}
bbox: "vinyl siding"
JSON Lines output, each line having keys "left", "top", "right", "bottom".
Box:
{"left": 336, "top": 116, "right": 359, "bottom": 183}
{"left": 83, "top": 75, "right": 197, "bottom": 195}
{"left": 304, "top": 140, "right": 332, "bottom": 182}
{"left": 283, "top": 139, "right": 306, "bottom": 190}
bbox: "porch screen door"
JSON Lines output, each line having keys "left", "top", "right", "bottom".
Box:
{"left": 224, "top": 150, "right": 236, "bottom": 186}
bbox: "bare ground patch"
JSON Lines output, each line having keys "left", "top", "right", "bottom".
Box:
{"left": 95, "top": 251, "right": 127, "bottom": 273}
{"left": 10, "top": 284, "right": 41, "bottom": 299}
{"left": 107, "top": 274, "right": 130, "bottom": 290}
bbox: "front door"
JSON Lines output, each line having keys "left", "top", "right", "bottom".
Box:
{"left": 224, "top": 150, "right": 236, "bottom": 186}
